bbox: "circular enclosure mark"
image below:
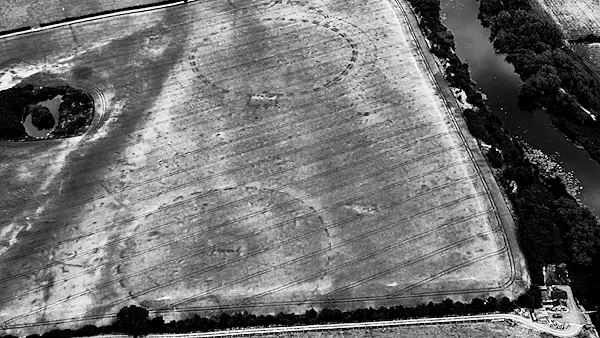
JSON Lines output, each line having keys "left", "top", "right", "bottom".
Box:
{"left": 117, "top": 186, "right": 329, "bottom": 309}
{"left": 187, "top": 15, "right": 359, "bottom": 98}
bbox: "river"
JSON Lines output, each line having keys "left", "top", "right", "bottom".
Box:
{"left": 440, "top": 0, "right": 600, "bottom": 217}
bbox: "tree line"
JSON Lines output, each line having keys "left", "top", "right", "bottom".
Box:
{"left": 3, "top": 291, "right": 541, "bottom": 338}
{"left": 408, "top": 0, "right": 600, "bottom": 311}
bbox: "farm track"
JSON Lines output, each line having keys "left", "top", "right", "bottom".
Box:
{"left": 3, "top": 313, "right": 584, "bottom": 337}
{"left": 0, "top": 1, "right": 186, "bottom": 37}
{"left": 71, "top": 81, "right": 108, "bottom": 142}
{"left": 0, "top": 0, "right": 525, "bottom": 331}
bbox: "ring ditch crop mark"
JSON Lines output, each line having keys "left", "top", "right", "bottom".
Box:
{"left": 187, "top": 14, "right": 361, "bottom": 101}
{"left": 1, "top": 129, "right": 457, "bottom": 327}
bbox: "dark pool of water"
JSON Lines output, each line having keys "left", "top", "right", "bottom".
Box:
{"left": 440, "top": 0, "right": 600, "bottom": 216}
{"left": 22, "top": 95, "right": 62, "bottom": 138}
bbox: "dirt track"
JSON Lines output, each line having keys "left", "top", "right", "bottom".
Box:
{"left": 0, "top": 0, "right": 527, "bottom": 334}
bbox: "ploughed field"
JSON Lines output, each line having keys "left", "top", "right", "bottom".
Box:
{"left": 0, "top": 0, "right": 163, "bottom": 31}
{"left": 0, "top": 0, "right": 526, "bottom": 334}
{"left": 534, "top": 0, "right": 600, "bottom": 38}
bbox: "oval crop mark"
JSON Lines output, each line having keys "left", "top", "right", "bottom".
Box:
{"left": 117, "top": 186, "right": 329, "bottom": 310}
{"left": 187, "top": 13, "right": 359, "bottom": 99}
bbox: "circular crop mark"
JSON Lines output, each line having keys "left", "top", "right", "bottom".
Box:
{"left": 117, "top": 187, "right": 329, "bottom": 309}
{"left": 187, "top": 15, "right": 358, "bottom": 98}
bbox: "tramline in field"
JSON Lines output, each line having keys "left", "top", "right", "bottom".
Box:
{"left": 0, "top": 0, "right": 527, "bottom": 334}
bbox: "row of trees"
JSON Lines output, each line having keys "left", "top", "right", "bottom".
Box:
{"left": 0, "top": 26, "right": 32, "bottom": 36}
{"left": 9, "top": 292, "right": 540, "bottom": 338}
{"left": 0, "top": 84, "right": 93, "bottom": 140}
{"left": 409, "top": 0, "right": 600, "bottom": 310}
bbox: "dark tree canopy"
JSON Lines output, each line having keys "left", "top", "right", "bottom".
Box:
{"left": 29, "top": 105, "right": 55, "bottom": 130}
{"left": 116, "top": 305, "right": 149, "bottom": 338}
{"left": 0, "top": 84, "right": 93, "bottom": 140}
{"left": 479, "top": 0, "right": 600, "bottom": 309}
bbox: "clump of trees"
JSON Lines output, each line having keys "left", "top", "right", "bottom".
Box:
{"left": 29, "top": 105, "right": 55, "bottom": 130}
{"left": 571, "top": 34, "right": 600, "bottom": 44}
{"left": 115, "top": 305, "right": 150, "bottom": 338}
{"left": 0, "top": 84, "right": 93, "bottom": 140}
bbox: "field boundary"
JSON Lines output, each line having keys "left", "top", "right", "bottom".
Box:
{"left": 0, "top": 0, "right": 192, "bottom": 39}
{"left": 75, "top": 314, "right": 583, "bottom": 338}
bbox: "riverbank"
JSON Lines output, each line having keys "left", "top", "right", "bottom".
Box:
{"left": 409, "top": 0, "right": 600, "bottom": 318}
{"left": 478, "top": 0, "right": 600, "bottom": 168}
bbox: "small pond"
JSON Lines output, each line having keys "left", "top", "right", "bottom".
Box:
{"left": 22, "top": 95, "right": 62, "bottom": 138}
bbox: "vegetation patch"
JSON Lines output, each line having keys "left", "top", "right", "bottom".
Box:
{"left": 479, "top": 0, "right": 600, "bottom": 166}
{"left": 0, "top": 84, "right": 94, "bottom": 140}
{"left": 28, "top": 105, "right": 56, "bottom": 130}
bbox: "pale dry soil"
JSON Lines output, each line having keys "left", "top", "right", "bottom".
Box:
{"left": 0, "top": 0, "right": 164, "bottom": 31}
{"left": 534, "top": 0, "right": 600, "bottom": 38}
{"left": 245, "top": 322, "right": 547, "bottom": 338}
{"left": 0, "top": 0, "right": 526, "bottom": 335}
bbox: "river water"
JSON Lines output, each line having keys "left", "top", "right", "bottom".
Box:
{"left": 440, "top": 0, "right": 600, "bottom": 216}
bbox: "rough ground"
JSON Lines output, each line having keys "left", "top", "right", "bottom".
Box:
{"left": 0, "top": 0, "right": 527, "bottom": 335}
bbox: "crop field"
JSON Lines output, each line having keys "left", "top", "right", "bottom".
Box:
{"left": 534, "top": 0, "right": 600, "bottom": 38}
{"left": 0, "top": 0, "right": 527, "bottom": 335}
{"left": 0, "top": 0, "right": 164, "bottom": 31}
